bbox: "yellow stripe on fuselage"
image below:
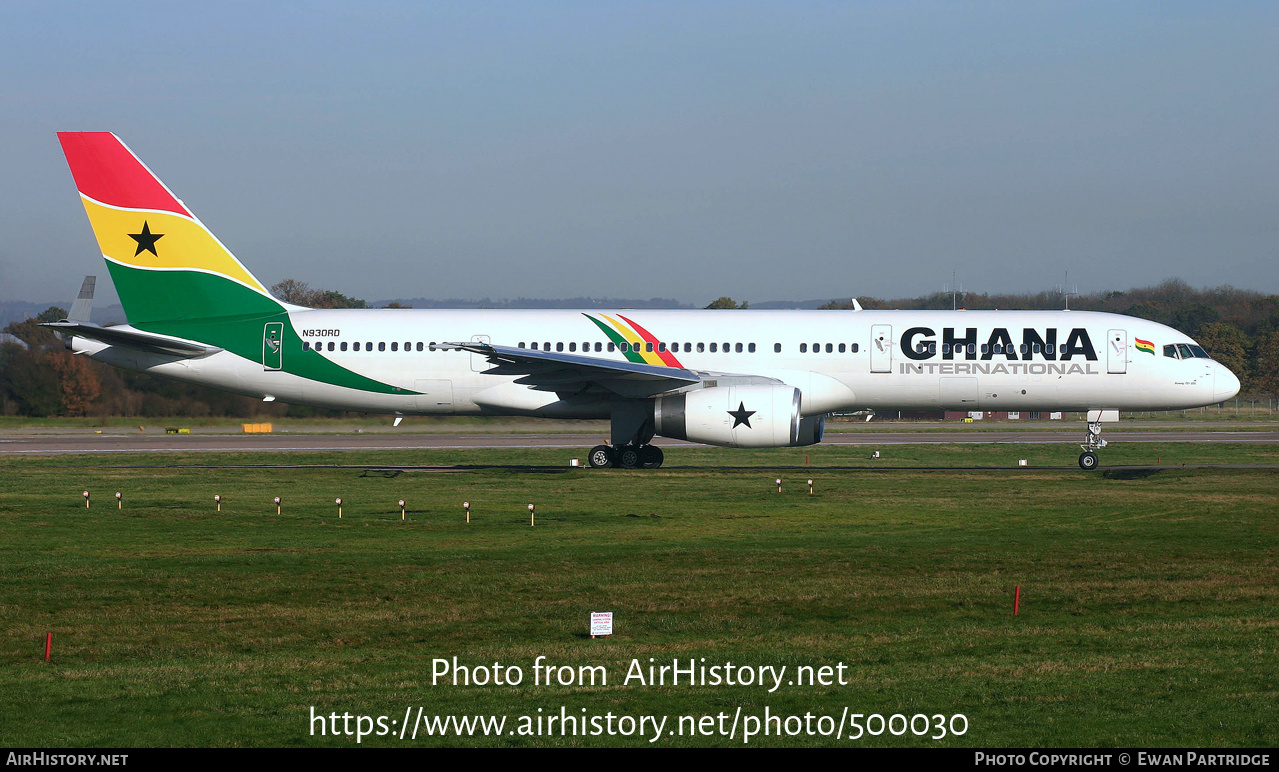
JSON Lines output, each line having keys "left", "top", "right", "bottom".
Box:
{"left": 81, "top": 196, "right": 268, "bottom": 294}
{"left": 599, "top": 314, "right": 665, "bottom": 366}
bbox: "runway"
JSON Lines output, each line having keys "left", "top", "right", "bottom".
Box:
{"left": 2, "top": 427, "right": 1278, "bottom": 455}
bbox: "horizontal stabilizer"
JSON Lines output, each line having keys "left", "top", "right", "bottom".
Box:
{"left": 42, "top": 321, "right": 221, "bottom": 358}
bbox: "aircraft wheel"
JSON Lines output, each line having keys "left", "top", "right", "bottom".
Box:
{"left": 588, "top": 445, "right": 614, "bottom": 468}
{"left": 1078, "top": 451, "right": 1099, "bottom": 471}
{"left": 640, "top": 445, "right": 664, "bottom": 469}
{"left": 618, "top": 444, "right": 641, "bottom": 468}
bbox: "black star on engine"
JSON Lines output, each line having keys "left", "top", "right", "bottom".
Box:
{"left": 728, "top": 401, "right": 756, "bottom": 429}
{"left": 128, "top": 221, "right": 164, "bottom": 257}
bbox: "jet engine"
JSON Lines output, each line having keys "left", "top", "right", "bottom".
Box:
{"left": 654, "top": 384, "right": 820, "bottom": 448}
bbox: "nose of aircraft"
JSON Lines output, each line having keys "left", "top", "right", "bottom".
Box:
{"left": 1214, "top": 362, "right": 1241, "bottom": 403}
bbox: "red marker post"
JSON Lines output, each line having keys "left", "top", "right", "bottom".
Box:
{"left": 1014, "top": 585, "right": 1021, "bottom": 616}
{"left": 45, "top": 633, "right": 52, "bottom": 662}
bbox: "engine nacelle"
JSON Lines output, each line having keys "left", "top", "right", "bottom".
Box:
{"left": 654, "top": 384, "right": 804, "bottom": 448}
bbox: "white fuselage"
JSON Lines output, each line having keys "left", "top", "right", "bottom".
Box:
{"left": 74, "top": 308, "right": 1239, "bottom": 418}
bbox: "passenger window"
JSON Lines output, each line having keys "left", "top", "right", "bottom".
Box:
{"left": 544, "top": 342, "right": 550, "bottom": 351}
{"left": 417, "top": 342, "right": 424, "bottom": 351}
{"left": 748, "top": 343, "right": 756, "bottom": 353}
{"left": 967, "top": 344, "right": 975, "bottom": 355}
{"left": 353, "top": 342, "right": 360, "bottom": 351}
{"left": 684, "top": 343, "right": 691, "bottom": 353}
{"left": 838, "top": 343, "right": 846, "bottom": 353}
{"left": 774, "top": 343, "right": 781, "bottom": 353}
{"left": 378, "top": 342, "right": 386, "bottom": 352}
{"left": 327, "top": 342, "right": 335, "bottom": 351}
{"left": 942, "top": 344, "right": 951, "bottom": 354}
{"left": 595, "top": 342, "right": 602, "bottom": 352}
{"left": 1033, "top": 344, "right": 1041, "bottom": 354}
{"left": 1163, "top": 345, "right": 1177, "bottom": 358}
{"left": 391, "top": 342, "right": 398, "bottom": 351}
{"left": 659, "top": 342, "right": 666, "bottom": 352}
{"left": 825, "top": 343, "right": 832, "bottom": 353}
{"left": 303, "top": 341, "right": 311, "bottom": 351}
{"left": 340, "top": 342, "right": 348, "bottom": 351}
{"left": 697, "top": 342, "right": 704, "bottom": 353}
{"left": 1020, "top": 344, "right": 1029, "bottom": 355}
{"left": 608, "top": 342, "right": 615, "bottom": 352}
{"left": 800, "top": 343, "right": 807, "bottom": 353}
{"left": 519, "top": 342, "right": 526, "bottom": 349}
{"left": 735, "top": 343, "right": 743, "bottom": 353}
{"left": 557, "top": 342, "right": 564, "bottom": 352}
{"left": 646, "top": 342, "right": 653, "bottom": 353}
{"left": 853, "top": 343, "right": 860, "bottom": 353}
{"left": 569, "top": 342, "right": 577, "bottom": 352}
{"left": 367, "top": 341, "right": 373, "bottom": 350}
{"left": 1045, "top": 344, "right": 1054, "bottom": 355}
{"left": 710, "top": 343, "right": 718, "bottom": 353}
{"left": 812, "top": 343, "right": 819, "bottom": 352}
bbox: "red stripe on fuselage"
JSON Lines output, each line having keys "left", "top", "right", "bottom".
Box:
{"left": 58, "top": 132, "right": 191, "bottom": 217}
{"left": 619, "top": 314, "right": 682, "bottom": 367}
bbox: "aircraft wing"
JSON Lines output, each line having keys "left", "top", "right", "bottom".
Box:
{"left": 42, "top": 322, "right": 221, "bottom": 358}
{"left": 446, "top": 342, "right": 701, "bottom": 398}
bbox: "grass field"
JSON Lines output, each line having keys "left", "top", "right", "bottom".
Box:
{"left": 1, "top": 442, "right": 1276, "bottom": 747}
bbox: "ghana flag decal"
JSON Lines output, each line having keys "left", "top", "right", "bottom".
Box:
{"left": 1135, "top": 338, "right": 1155, "bottom": 355}
{"left": 58, "top": 132, "right": 411, "bottom": 396}
{"left": 583, "top": 314, "right": 685, "bottom": 368}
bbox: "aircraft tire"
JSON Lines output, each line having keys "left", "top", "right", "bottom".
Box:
{"left": 640, "top": 445, "right": 664, "bottom": 469}
{"left": 588, "top": 445, "right": 614, "bottom": 468}
{"left": 618, "top": 444, "right": 641, "bottom": 468}
{"left": 1078, "top": 451, "right": 1099, "bottom": 470}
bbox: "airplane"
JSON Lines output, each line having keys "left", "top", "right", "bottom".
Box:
{"left": 47, "top": 132, "right": 1241, "bottom": 470}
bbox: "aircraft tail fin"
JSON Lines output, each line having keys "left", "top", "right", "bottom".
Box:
{"left": 67, "top": 275, "right": 95, "bottom": 323}
{"left": 57, "top": 132, "right": 284, "bottom": 325}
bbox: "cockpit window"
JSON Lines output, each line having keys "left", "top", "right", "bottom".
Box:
{"left": 1188, "top": 345, "right": 1210, "bottom": 359}
{"left": 1176, "top": 344, "right": 1195, "bottom": 360}
{"left": 1164, "top": 345, "right": 1179, "bottom": 359}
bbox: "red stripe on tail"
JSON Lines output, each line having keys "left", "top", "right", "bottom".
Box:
{"left": 58, "top": 132, "right": 191, "bottom": 217}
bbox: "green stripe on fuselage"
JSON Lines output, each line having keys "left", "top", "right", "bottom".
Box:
{"left": 107, "top": 262, "right": 412, "bottom": 395}
{"left": 583, "top": 314, "right": 646, "bottom": 364}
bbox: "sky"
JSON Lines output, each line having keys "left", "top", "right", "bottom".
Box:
{"left": 2, "top": 1, "right": 1275, "bottom": 308}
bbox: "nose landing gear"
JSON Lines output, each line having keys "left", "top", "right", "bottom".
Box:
{"left": 1078, "top": 420, "right": 1107, "bottom": 470}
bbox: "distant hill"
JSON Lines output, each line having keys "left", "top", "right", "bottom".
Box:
{"left": 0, "top": 301, "right": 126, "bottom": 328}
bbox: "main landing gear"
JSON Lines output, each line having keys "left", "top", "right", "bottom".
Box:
{"left": 588, "top": 443, "right": 664, "bottom": 469}
{"left": 587, "top": 402, "right": 665, "bottom": 469}
{"left": 1078, "top": 420, "right": 1107, "bottom": 470}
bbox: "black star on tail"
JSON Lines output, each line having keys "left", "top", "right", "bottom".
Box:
{"left": 128, "top": 221, "right": 164, "bottom": 256}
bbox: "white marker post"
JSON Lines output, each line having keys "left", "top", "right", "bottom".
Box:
{"left": 274, "top": 496, "right": 281, "bottom": 515}
{"left": 528, "top": 503, "right": 535, "bottom": 527}
{"left": 214, "top": 494, "right": 221, "bottom": 512}
{"left": 590, "top": 612, "right": 613, "bottom": 639}
{"left": 399, "top": 499, "right": 406, "bottom": 520}
{"left": 115, "top": 492, "right": 122, "bottom": 509}
{"left": 463, "top": 501, "right": 470, "bottom": 524}
{"left": 776, "top": 478, "right": 782, "bottom": 493}
{"left": 808, "top": 479, "right": 813, "bottom": 495}
{"left": 335, "top": 497, "right": 343, "bottom": 518}
{"left": 83, "top": 490, "right": 90, "bottom": 509}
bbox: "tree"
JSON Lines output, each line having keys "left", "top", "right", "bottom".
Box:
{"left": 705, "top": 297, "right": 748, "bottom": 309}
{"left": 1195, "top": 322, "right": 1250, "bottom": 384}
{"left": 46, "top": 351, "right": 100, "bottom": 416}
{"left": 269, "top": 279, "right": 367, "bottom": 309}
{"left": 1252, "top": 330, "right": 1279, "bottom": 397}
